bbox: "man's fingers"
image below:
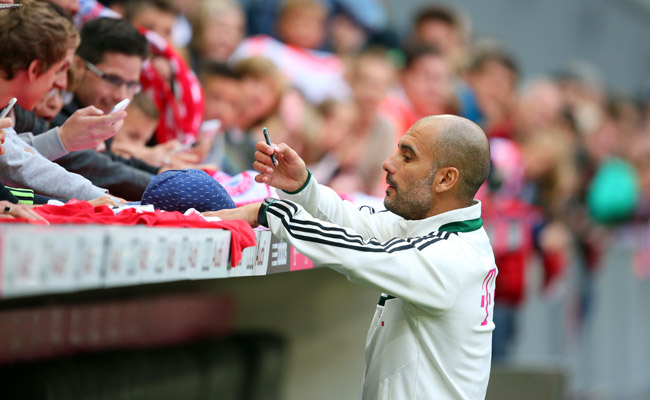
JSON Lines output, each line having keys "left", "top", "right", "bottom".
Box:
{"left": 13, "top": 205, "right": 48, "bottom": 223}
{"left": 0, "top": 117, "right": 12, "bottom": 130}
{"left": 77, "top": 105, "right": 104, "bottom": 116}
{"left": 93, "top": 110, "right": 126, "bottom": 125}
{"left": 253, "top": 160, "right": 273, "bottom": 175}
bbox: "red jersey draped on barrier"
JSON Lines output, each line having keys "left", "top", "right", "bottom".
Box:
{"left": 0, "top": 201, "right": 256, "bottom": 266}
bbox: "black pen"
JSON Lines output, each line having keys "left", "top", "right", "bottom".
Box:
{"left": 263, "top": 127, "right": 278, "bottom": 166}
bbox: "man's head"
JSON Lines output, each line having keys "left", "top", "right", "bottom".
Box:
{"left": 382, "top": 115, "right": 490, "bottom": 219}
{"left": 412, "top": 5, "right": 470, "bottom": 68}
{"left": 74, "top": 17, "right": 149, "bottom": 114}
{"left": 0, "top": 0, "right": 79, "bottom": 110}
{"left": 402, "top": 45, "right": 452, "bottom": 117}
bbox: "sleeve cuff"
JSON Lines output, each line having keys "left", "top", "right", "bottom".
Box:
{"left": 282, "top": 170, "right": 311, "bottom": 195}
{"left": 30, "top": 128, "right": 69, "bottom": 161}
{"left": 257, "top": 197, "right": 278, "bottom": 228}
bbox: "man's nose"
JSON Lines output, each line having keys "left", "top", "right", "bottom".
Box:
{"left": 53, "top": 73, "right": 67, "bottom": 91}
{"left": 382, "top": 155, "right": 395, "bottom": 174}
{"left": 114, "top": 84, "right": 129, "bottom": 102}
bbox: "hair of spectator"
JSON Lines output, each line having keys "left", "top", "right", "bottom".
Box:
{"left": 349, "top": 48, "right": 396, "bottom": 80}
{"left": 278, "top": 0, "right": 327, "bottom": 22}
{"left": 198, "top": 62, "right": 242, "bottom": 84}
{"left": 0, "top": 0, "right": 79, "bottom": 80}
{"left": 124, "top": 0, "right": 180, "bottom": 22}
{"left": 76, "top": 18, "right": 149, "bottom": 65}
{"left": 414, "top": 4, "right": 471, "bottom": 42}
{"left": 233, "top": 56, "right": 284, "bottom": 89}
{"left": 403, "top": 44, "right": 444, "bottom": 70}
{"left": 468, "top": 41, "right": 520, "bottom": 81}
{"left": 130, "top": 92, "right": 160, "bottom": 120}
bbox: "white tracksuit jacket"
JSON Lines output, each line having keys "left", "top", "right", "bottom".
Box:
{"left": 264, "top": 175, "right": 497, "bottom": 400}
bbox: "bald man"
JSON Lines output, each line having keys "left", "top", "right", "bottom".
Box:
{"left": 208, "top": 115, "right": 496, "bottom": 399}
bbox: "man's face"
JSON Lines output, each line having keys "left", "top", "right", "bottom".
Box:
{"left": 75, "top": 52, "right": 143, "bottom": 114}
{"left": 382, "top": 126, "right": 437, "bottom": 220}
{"left": 402, "top": 55, "right": 451, "bottom": 117}
{"left": 21, "top": 47, "right": 75, "bottom": 111}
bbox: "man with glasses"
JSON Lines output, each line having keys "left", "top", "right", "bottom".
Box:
{"left": 53, "top": 17, "right": 148, "bottom": 122}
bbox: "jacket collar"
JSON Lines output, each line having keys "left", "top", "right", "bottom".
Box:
{"left": 399, "top": 200, "right": 483, "bottom": 237}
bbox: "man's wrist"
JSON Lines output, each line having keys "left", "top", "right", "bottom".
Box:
{"left": 283, "top": 170, "right": 311, "bottom": 195}
{"left": 57, "top": 125, "right": 70, "bottom": 152}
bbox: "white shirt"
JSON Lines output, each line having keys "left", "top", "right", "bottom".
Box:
{"left": 266, "top": 176, "right": 497, "bottom": 399}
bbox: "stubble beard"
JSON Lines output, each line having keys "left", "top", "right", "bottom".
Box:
{"left": 384, "top": 170, "right": 436, "bottom": 220}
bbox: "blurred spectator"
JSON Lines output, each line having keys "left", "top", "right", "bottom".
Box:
{"left": 199, "top": 62, "right": 242, "bottom": 168}
{"left": 124, "top": 0, "right": 179, "bottom": 45}
{"left": 380, "top": 45, "right": 454, "bottom": 139}
{"left": 408, "top": 4, "right": 471, "bottom": 71}
{"left": 231, "top": 0, "right": 350, "bottom": 104}
{"left": 33, "top": 89, "right": 66, "bottom": 122}
{"left": 462, "top": 41, "right": 520, "bottom": 139}
{"left": 480, "top": 138, "right": 568, "bottom": 362}
{"left": 276, "top": 0, "right": 327, "bottom": 50}
{"left": 189, "top": 0, "right": 245, "bottom": 69}
{"left": 515, "top": 78, "right": 566, "bottom": 140}
{"left": 126, "top": 11, "right": 205, "bottom": 146}
{"left": 323, "top": 50, "right": 397, "bottom": 196}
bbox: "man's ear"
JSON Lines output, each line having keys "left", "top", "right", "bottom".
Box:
{"left": 434, "top": 167, "right": 460, "bottom": 193}
{"left": 26, "top": 60, "right": 42, "bottom": 82}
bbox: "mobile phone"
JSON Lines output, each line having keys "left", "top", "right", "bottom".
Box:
{"left": 263, "top": 127, "right": 277, "bottom": 166}
{"left": 0, "top": 98, "right": 17, "bottom": 119}
{"left": 110, "top": 98, "right": 130, "bottom": 114}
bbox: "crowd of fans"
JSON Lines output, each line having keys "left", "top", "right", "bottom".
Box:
{"left": 1, "top": 0, "right": 649, "bottom": 362}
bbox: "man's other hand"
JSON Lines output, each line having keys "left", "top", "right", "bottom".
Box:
{"left": 203, "top": 202, "right": 262, "bottom": 228}
{"left": 0, "top": 200, "right": 48, "bottom": 224}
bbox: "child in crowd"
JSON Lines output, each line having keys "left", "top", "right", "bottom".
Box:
{"left": 107, "top": 93, "right": 203, "bottom": 169}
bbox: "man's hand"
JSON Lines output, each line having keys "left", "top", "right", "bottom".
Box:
{"left": 88, "top": 195, "right": 124, "bottom": 207}
{"left": 0, "top": 200, "right": 48, "bottom": 224}
{"left": 59, "top": 106, "right": 126, "bottom": 152}
{"left": 202, "top": 202, "right": 262, "bottom": 228}
{"left": 253, "top": 142, "right": 309, "bottom": 192}
{"left": 0, "top": 117, "right": 10, "bottom": 156}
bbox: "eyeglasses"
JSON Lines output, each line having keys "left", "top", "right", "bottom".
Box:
{"left": 84, "top": 61, "right": 142, "bottom": 94}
